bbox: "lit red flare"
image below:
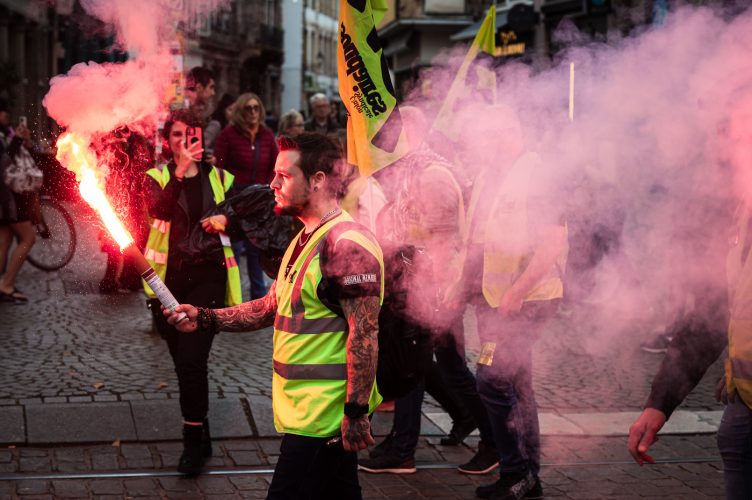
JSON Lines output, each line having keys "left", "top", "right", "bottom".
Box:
{"left": 56, "top": 132, "right": 134, "bottom": 250}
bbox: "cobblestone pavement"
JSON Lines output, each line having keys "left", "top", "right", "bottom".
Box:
{"left": 0, "top": 434, "right": 724, "bottom": 499}
{"left": 0, "top": 200, "right": 725, "bottom": 411}
{"left": 0, "top": 199, "right": 731, "bottom": 498}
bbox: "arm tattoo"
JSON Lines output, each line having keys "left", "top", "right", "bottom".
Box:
{"left": 214, "top": 281, "right": 277, "bottom": 332}
{"left": 340, "top": 296, "right": 380, "bottom": 405}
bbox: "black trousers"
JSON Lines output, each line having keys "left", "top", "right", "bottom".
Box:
{"left": 267, "top": 434, "right": 361, "bottom": 500}
{"left": 152, "top": 262, "right": 226, "bottom": 422}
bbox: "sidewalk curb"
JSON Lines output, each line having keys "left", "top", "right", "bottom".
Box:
{"left": 0, "top": 398, "right": 722, "bottom": 446}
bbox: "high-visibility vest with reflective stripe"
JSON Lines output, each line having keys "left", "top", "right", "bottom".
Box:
{"left": 476, "top": 152, "right": 567, "bottom": 307}
{"left": 142, "top": 164, "right": 242, "bottom": 306}
{"left": 725, "top": 205, "right": 752, "bottom": 409}
{"left": 272, "top": 211, "right": 384, "bottom": 437}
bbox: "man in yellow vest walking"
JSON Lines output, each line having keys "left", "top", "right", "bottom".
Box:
{"left": 165, "top": 132, "right": 384, "bottom": 499}
{"left": 458, "top": 105, "right": 568, "bottom": 500}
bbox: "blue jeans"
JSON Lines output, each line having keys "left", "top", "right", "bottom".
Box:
{"left": 717, "top": 394, "right": 752, "bottom": 500}
{"left": 245, "top": 240, "right": 268, "bottom": 299}
{"left": 475, "top": 300, "right": 558, "bottom": 477}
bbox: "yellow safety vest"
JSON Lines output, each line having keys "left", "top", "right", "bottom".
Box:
{"left": 725, "top": 204, "right": 752, "bottom": 408}
{"left": 272, "top": 211, "right": 384, "bottom": 437}
{"left": 142, "top": 164, "right": 242, "bottom": 306}
{"left": 467, "top": 152, "right": 567, "bottom": 307}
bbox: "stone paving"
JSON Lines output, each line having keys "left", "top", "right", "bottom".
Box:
{"left": 0, "top": 201, "right": 725, "bottom": 411}
{"left": 0, "top": 199, "right": 730, "bottom": 498}
{"left": 0, "top": 435, "right": 724, "bottom": 498}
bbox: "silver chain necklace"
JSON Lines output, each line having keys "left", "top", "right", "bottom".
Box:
{"left": 298, "top": 207, "right": 340, "bottom": 247}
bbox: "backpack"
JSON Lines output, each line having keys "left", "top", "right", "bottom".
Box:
{"left": 375, "top": 244, "right": 433, "bottom": 401}
{"left": 3, "top": 146, "right": 43, "bottom": 194}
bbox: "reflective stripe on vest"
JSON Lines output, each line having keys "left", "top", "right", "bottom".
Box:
{"left": 142, "top": 164, "right": 242, "bottom": 306}
{"left": 272, "top": 211, "right": 383, "bottom": 437}
{"left": 151, "top": 219, "right": 169, "bottom": 234}
{"left": 274, "top": 315, "right": 348, "bottom": 334}
{"left": 273, "top": 360, "right": 347, "bottom": 380}
{"left": 144, "top": 248, "right": 167, "bottom": 265}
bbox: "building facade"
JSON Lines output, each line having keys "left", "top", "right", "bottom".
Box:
{"left": 281, "top": 0, "right": 339, "bottom": 116}
{"left": 0, "top": 0, "right": 285, "bottom": 139}
{"left": 183, "top": 0, "right": 284, "bottom": 119}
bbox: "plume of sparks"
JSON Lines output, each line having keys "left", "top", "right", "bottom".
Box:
{"left": 56, "top": 132, "right": 134, "bottom": 250}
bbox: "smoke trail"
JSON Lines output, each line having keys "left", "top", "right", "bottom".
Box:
{"left": 43, "top": 0, "right": 229, "bottom": 145}
{"left": 372, "top": 5, "right": 752, "bottom": 369}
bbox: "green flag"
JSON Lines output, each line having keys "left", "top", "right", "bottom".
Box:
{"left": 432, "top": 5, "right": 496, "bottom": 140}
{"left": 338, "top": 0, "right": 409, "bottom": 177}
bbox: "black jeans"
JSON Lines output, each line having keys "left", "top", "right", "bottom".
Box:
{"left": 267, "top": 433, "right": 361, "bottom": 500}
{"left": 152, "top": 262, "right": 226, "bottom": 422}
{"left": 390, "top": 323, "right": 495, "bottom": 458}
{"left": 434, "top": 328, "right": 495, "bottom": 446}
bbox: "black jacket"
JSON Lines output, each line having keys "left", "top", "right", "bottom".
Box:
{"left": 146, "top": 161, "right": 236, "bottom": 270}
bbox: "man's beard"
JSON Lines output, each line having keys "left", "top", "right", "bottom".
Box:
{"left": 274, "top": 199, "right": 308, "bottom": 217}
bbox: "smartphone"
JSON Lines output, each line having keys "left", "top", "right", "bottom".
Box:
{"left": 185, "top": 126, "right": 203, "bottom": 152}
{"left": 18, "top": 116, "right": 27, "bottom": 128}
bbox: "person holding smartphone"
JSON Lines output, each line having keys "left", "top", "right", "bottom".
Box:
{"left": 143, "top": 109, "right": 242, "bottom": 475}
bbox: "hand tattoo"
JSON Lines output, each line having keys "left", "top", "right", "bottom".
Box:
{"left": 214, "top": 281, "right": 278, "bottom": 332}
{"left": 341, "top": 414, "right": 374, "bottom": 452}
{"left": 340, "top": 296, "right": 380, "bottom": 405}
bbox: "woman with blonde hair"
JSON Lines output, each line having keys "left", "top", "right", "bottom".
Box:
{"left": 213, "top": 92, "right": 278, "bottom": 299}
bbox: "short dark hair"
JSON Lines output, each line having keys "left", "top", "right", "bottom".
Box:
{"left": 186, "top": 66, "right": 215, "bottom": 90}
{"left": 162, "top": 108, "right": 201, "bottom": 140}
{"left": 277, "top": 132, "right": 348, "bottom": 198}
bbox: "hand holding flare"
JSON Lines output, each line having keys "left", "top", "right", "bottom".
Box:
{"left": 55, "top": 132, "right": 185, "bottom": 321}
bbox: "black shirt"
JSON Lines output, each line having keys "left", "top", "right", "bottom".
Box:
{"left": 181, "top": 174, "right": 204, "bottom": 230}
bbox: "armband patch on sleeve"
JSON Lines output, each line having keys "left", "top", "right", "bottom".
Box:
{"left": 342, "top": 274, "right": 377, "bottom": 286}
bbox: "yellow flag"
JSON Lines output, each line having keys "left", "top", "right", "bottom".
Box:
{"left": 338, "top": 0, "right": 409, "bottom": 177}
{"left": 432, "top": 5, "right": 496, "bottom": 140}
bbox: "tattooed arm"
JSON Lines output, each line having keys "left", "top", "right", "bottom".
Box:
{"left": 214, "top": 281, "right": 278, "bottom": 331}
{"left": 339, "top": 295, "right": 380, "bottom": 452}
{"left": 166, "top": 281, "right": 277, "bottom": 332}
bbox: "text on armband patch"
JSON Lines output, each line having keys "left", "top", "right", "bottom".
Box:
{"left": 343, "top": 274, "right": 377, "bottom": 286}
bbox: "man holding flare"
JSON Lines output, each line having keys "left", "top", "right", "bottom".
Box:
{"left": 165, "top": 132, "right": 384, "bottom": 499}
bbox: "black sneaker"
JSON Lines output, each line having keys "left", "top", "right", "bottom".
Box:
{"left": 440, "top": 416, "right": 477, "bottom": 446}
{"left": 358, "top": 454, "right": 417, "bottom": 474}
{"left": 458, "top": 442, "right": 499, "bottom": 475}
{"left": 640, "top": 334, "right": 671, "bottom": 353}
{"left": 476, "top": 474, "right": 542, "bottom": 499}
{"left": 475, "top": 470, "right": 538, "bottom": 500}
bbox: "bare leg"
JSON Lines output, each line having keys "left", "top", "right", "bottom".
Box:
{"left": 0, "top": 221, "right": 36, "bottom": 299}
{"left": 0, "top": 225, "right": 12, "bottom": 276}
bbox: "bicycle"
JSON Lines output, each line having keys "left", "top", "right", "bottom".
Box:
{"left": 27, "top": 195, "right": 77, "bottom": 271}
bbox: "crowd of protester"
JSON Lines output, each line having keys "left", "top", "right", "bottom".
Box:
{"left": 3, "top": 63, "right": 751, "bottom": 500}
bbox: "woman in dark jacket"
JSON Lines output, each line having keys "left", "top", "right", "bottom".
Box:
{"left": 145, "top": 109, "right": 240, "bottom": 475}
{"left": 213, "top": 93, "right": 278, "bottom": 299}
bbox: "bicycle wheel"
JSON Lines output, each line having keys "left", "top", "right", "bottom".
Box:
{"left": 27, "top": 198, "right": 77, "bottom": 271}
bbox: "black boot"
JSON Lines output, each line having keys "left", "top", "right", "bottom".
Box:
{"left": 202, "top": 419, "right": 213, "bottom": 458}
{"left": 178, "top": 424, "right": 205, "bottom": 475}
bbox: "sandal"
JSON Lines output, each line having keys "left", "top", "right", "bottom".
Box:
{"left": 0, "top": 288, "right": 28, "bottom": 304}
{"left": 11, "top": 288, "right": 28, "bottom": 303}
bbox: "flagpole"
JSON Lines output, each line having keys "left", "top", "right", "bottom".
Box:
{"left": 569, "top": 62, "right": 575, "bottom": 122}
